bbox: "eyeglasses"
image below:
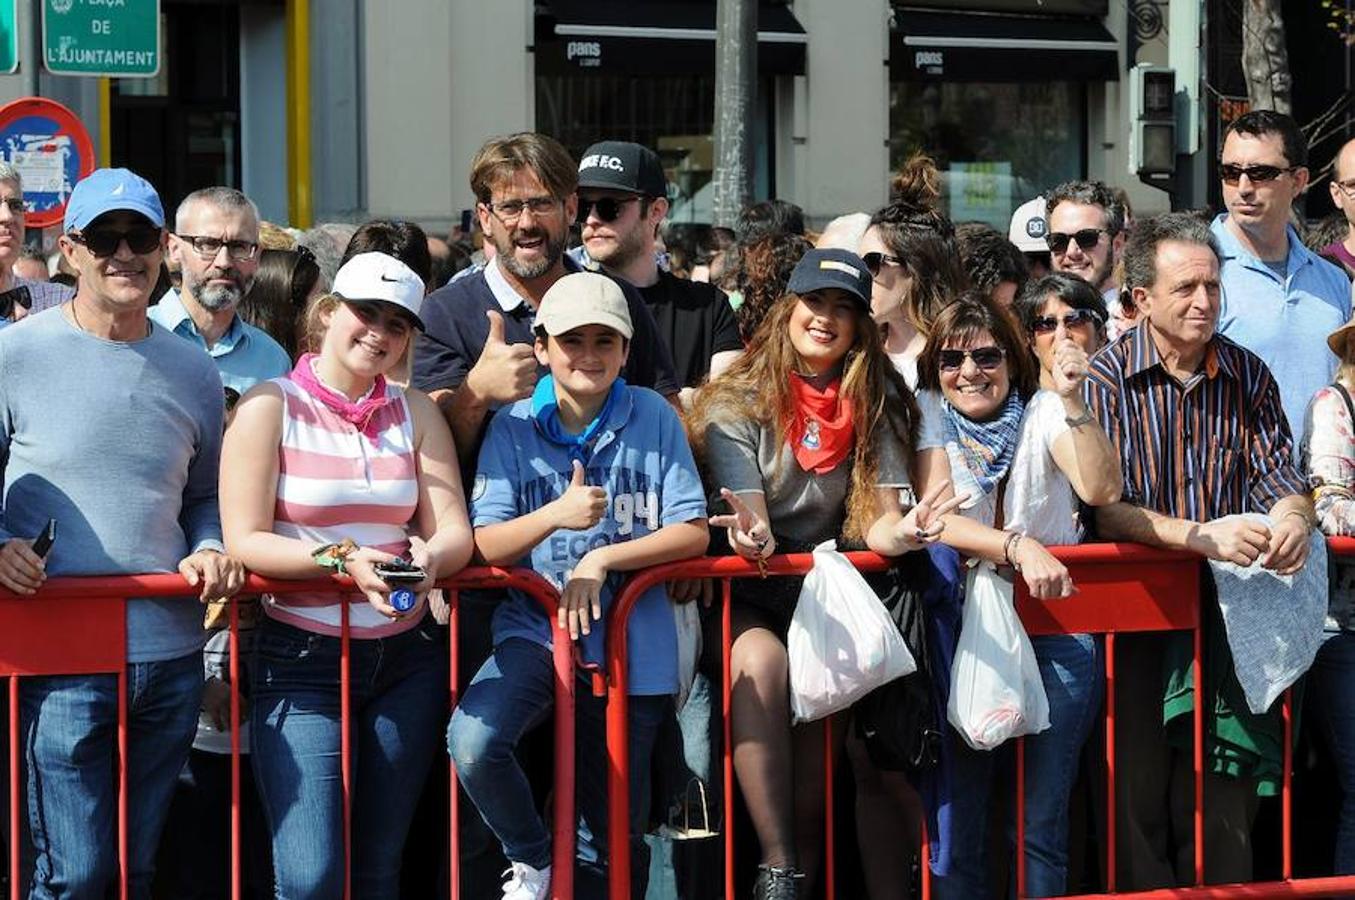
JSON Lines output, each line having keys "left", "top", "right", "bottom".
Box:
{"left": 485, "top": 196, "right": 559, "bottom": 223}
{"left": 1046, "top": 229, "right": 1108, "bottom": 254}
{"left": 1219, "top": 163, "right": 1295, "bottom": 185}
{"left": 576, "top": 196, "right": 641, "bottom": 224}
{"left": 1333, "top": 178, "right": 1355, "bottom": 198}
{"left": 861, "top": 251, "right": 906, "bottom": 277}
{"left": 1031, "top": 308, "right": 1103, "bottom": 334}
{"left": 0, "top": 198, "right": 24, "bottom": 216}
{"left": 938, "top": 346, "right": 1006, "bottom": 372}
{"left": 176, "top": 234, "right": 260, "bottom": 261}
{"left": 68, "top": 225, "right": 162, "bottom": 257}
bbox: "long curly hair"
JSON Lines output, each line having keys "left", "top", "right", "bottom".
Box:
{"left": 870, "top": 154, "right": 968, "bottom": 335}
{"left": 689, "top": 291, "right": 919, "bottom": 540}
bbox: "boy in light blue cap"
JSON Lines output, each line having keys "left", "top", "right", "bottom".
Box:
{"left": 0, "top": 164, "right": 246, "bottom": 897}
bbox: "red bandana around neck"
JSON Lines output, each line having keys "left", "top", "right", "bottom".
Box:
{"left": 788, "top": 373, "right": 855, "bottom": 474}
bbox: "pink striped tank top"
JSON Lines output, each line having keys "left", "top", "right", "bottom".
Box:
{"left": 265, "top": 375, "right": 420, "bottom": 638}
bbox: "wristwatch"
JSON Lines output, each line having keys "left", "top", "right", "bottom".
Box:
{"left": 1064, "top": 409, "right": 1095, "bottom": 428}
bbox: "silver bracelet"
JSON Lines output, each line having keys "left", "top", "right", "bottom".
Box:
{"left": 1065, "top": 409, "right": 1095, "bottom": 428}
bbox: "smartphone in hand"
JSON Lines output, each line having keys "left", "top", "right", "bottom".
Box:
{"left": 31, "top": 519, "right": 56, "bottom": 559}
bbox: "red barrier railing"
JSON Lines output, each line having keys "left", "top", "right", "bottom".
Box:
{"left": 0, "top": 567, "right": 575, "bottom": 900}
{"left": 602, "top": 542, "right": 1355, "bottom": 899}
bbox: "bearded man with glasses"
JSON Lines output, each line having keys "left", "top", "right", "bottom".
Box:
{"left": 411, "top": 132, "right": 679, "bottom": 467}
{"left": 1211, "top": 109, "right": 1350, "bottom": 444}
{"left": 149, "top": 187, "right": 290, "bottom": 396}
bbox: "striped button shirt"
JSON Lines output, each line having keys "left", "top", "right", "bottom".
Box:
{"left": 265, "top": 376, "right": 419, "bottom": 639}
{"left": 1083, "top": 321, "right": 1305, "bottom": 523}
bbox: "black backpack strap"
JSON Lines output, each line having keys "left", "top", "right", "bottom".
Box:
{"left": 1334, "top": 382, "right": 1355, "bottom": 430}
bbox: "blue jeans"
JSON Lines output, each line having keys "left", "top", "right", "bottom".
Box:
{"left": 447, "top": 637, "right": 668, "bottom": 900}
{"left": 932, "top": 633, "right": 1102, "bottom": 899}
{"left": 21, "top": 652, "right": 204, "bottom": 900}
{"left": 250, "top": 615, "right": 447, "bottom": 900}
{"left": 1310, "top": 631, "right": 1355, "bottom": 874}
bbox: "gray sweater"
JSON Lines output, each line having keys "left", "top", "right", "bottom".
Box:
{"left": 0, "top": 309, "right": 225, "bottom": 662}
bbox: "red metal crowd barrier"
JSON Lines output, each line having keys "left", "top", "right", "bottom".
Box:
{"left": 0, "top": 566, "right": 575, "bottom": 900}
{"left": 602, "top": 541, "right": 1355, "bottom": 900}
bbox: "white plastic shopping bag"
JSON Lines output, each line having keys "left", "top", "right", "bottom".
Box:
{"left": 788, "top": 540, "right": 916, "bottom": 724}
{"left": 946, "top": 562, "right": 1050, "bottom": 750}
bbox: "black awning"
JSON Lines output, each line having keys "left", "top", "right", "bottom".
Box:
{"left": 891, "top": 10, "right": 1120, "bottom": 82}
{"left": 534, "top": 1, "right": 807, "bottom": 77}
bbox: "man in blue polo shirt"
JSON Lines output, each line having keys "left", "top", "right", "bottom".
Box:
{"left": 150, "top": 187, "right": 290, "bottom": 397}
{"left": 1212, "top": 110, "right": 1351, "bottom": 444}
{"left": 411, "top": 132, "right": 679, "bottom": 466}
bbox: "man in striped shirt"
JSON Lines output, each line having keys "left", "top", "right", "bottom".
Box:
{"left": 1084, "top": 212, "right": 1314, "bottom": 889}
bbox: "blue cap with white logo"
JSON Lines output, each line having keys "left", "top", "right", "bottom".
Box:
{"left": 63, "top": 168, "right": 165, "bottom": 233}
{"left": 787, "top": 248, "right": 873, "bottom": 311}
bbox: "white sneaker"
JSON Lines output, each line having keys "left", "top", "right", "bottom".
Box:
{"left": 501, "top": 861, "right": 551, "bottom": 900}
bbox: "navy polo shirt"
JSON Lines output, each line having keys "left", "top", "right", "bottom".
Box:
{"left": 412, "top": 255, "right": 680, "bottom": 406}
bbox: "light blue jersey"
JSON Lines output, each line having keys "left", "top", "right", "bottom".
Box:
{"left": 1212, "top": 215, "right": 1351, "bottom": 445}
{"left": 472, "top": 384, "right": 706, "bottom": 696}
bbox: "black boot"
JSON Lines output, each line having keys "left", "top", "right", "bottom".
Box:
{"left": 753, "top": 864, "right": 805, "bottom": 900}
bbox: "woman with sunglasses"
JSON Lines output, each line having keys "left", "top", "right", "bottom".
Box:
{"left": 857, "top": 155, "right": 968, "bottom": 390}
{"left": 220, "top": 252, "right": 474, "bottom": 898}
{"left": 914, "top": 278, "right": 1121, "bottom": 898}
{"left": 688, "top": 247, "right": 959, "bottom": 899}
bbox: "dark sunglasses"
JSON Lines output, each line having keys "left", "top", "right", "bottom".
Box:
{"left": 68, "top": 225, "right": 162, "bottom": 257}
{"left": 861, "top": 251, "right": 906, "bottom": 277}
{"left": 576, "top": 196, "right": 640, "bottom": 224}
{"left": 938, "top": 346, "right": 1006, "bottom": 372}
{"left": 1031, "top": 308, "right": 1103, "bottom": 334}
{"left": 1045, "top": 228, "right": 1107, "bottom": 254}
{"left": 1219, "top": 163, "right": 1295, "bottom": 185}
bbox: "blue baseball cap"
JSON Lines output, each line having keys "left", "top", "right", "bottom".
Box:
{"left": 63, "top": 168, "right": 165, "bottom": 233}
{"left": 787, "top": 248, "right": 873, "bottom": 311}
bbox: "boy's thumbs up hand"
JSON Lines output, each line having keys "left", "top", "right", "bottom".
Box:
{"left": 553, "top": 460, "right": 609, "bottom": 530}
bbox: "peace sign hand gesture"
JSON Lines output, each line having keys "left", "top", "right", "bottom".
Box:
{"left": 709, "top": 488, "right": 776, "bottom": 561}
{"left": 893, "top": 479, "right": 967, "bottom": 552}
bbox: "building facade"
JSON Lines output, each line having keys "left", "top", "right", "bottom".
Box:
{"left": 0, "top": 0, "right": 1346, "bottom": 236}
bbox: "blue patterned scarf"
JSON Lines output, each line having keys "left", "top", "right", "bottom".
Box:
{"left": 940, "top": 391, "right": 1025, "bottom": 509}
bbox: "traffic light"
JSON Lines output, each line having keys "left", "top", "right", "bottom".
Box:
{"left": 1129, "top": 64, "right": 1177, "bottom": 183}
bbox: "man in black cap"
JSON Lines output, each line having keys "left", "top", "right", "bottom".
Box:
{"left": 578, "top": 140, "right": 742, "bottom": 405}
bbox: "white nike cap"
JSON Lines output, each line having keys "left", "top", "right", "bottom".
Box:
{"left": 331, "top": 252, "right": 426, "bottom": 331}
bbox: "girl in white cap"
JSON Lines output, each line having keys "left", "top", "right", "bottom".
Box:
{"left": 220, "top": 251, "right": 474, "bottom": 897}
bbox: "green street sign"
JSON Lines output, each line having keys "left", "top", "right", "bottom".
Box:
{"left": 42, "top": 0, "right": 160, "bottom": 77}
{"left": 0, "top": 1, "right": 17, "bottom": 74}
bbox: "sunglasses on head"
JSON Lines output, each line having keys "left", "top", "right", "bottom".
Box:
{"left": 1031, "top": 308, "right": 1103, "bottom": 334}
{"left": 1219, "top": 163, "right": 1294, "bottom": 185}
{"left": 68, "top": 225, "right": 162, "bottom": 257}
{"left": 938, "top": 346, "right": 1006, "bottom": 372}
{"left": 576, "top": 196, "right": 641, "bottom": 224}
{"left": 1046, "top": 228, "right": 1107, "bottom": 254}
{"left": 860, "top": 251, "right": 905, "bottom": 277}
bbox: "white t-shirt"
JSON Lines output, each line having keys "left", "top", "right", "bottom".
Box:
{"left": 916, "top": 388, "right": 1080, "bottom": 540}
{"left": 1004, "top": 390, "right": 1081, "bottom": 544}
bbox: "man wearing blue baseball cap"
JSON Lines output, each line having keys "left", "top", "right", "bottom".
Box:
{"left": 0, "top": 167, "right": 246, "bottom": 897}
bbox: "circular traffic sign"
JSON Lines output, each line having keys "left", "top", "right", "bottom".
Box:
{"left": 0, "top": 97, "right": 96, "bottom": 229}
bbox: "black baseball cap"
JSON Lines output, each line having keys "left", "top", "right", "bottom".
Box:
{"left": 577, "top": 141, "right": 667, "bottom": 198}
{"left": 787, "top": 248, "right": 873, "bottom": 311}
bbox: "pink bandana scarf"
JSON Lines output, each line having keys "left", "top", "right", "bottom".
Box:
{"left": 288, "top": 353, "right": 393, "bottom": 442}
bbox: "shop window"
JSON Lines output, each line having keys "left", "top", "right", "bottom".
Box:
{"left": 536, "top": 73, "right": 772, "bottom": 224}
{"left": 889, "top": 81, "right": 1086, "bottom": 229}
